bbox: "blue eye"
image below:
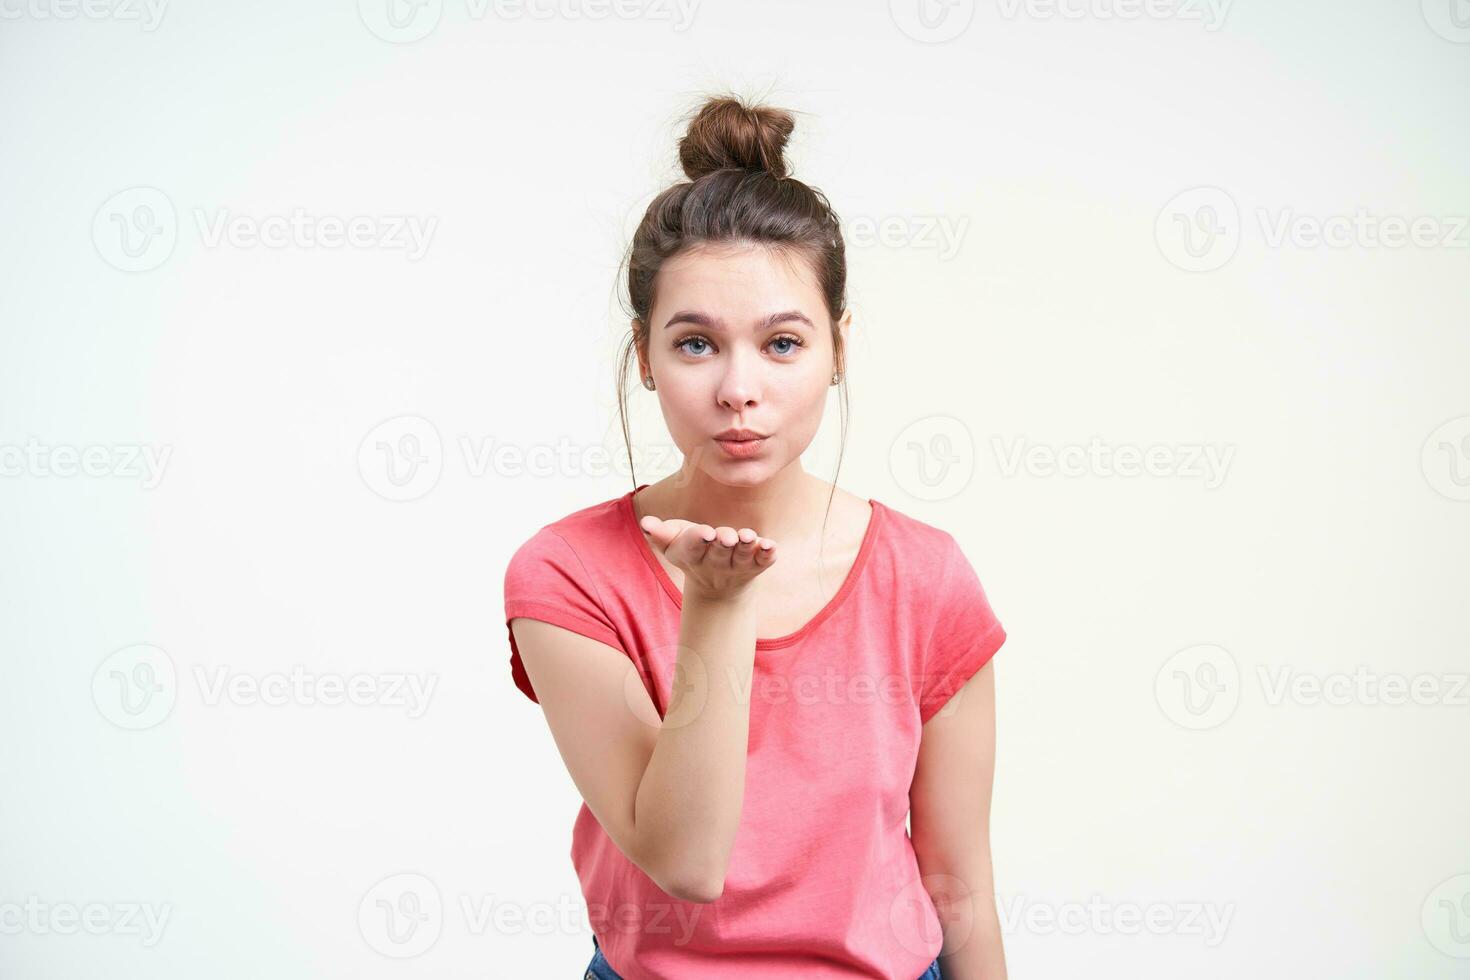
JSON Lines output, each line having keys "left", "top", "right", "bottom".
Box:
{"left": 672, "top": 334, "right": 807, "bottom": 358}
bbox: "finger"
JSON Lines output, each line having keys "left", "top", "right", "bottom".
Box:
{"left": 643, "top": 517, "right": 690, "bottom": 551}
{"left": 713, "top": 526, "right": 739, "bottom": 550}
{"left": 753, "top": 538, "right": 777, "bottom": 566}
{"left": 678, "top": 524, "right": 716, "bottom": 564}
{"left": 733, "top": 528, "right": 758, "bottom": 562}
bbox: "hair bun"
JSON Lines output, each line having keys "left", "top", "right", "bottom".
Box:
{"left": 678, "top": 95, "right": 795, "bottom": 181}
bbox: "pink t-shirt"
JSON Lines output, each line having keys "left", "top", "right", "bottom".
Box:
{"left": 502, "top": 483, "right": 1006, "bottom": 980}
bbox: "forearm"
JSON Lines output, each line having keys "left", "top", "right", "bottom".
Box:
{"left": 634, "top": 590, "right": 756, "bottom": 902}
{"left": 915, "top": 854, "right": 1008, "bottom": 980}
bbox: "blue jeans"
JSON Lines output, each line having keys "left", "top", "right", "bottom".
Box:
{"left": 584, "top": 934, "right": 944, "bottom": 979}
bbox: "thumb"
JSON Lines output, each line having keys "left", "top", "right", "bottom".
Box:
{"left": 641, "top": 515, "right": 705, "bottom": 551}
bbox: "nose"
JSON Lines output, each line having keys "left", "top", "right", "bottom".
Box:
{"left": 715, "top": 348, "right": 761, "bottom": 411}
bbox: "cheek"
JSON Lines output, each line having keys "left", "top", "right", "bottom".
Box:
{"left": 775, "top": 379, "right": 832, "bottom": 437}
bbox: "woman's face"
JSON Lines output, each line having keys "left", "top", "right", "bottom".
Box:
{"left": 637, "top": 243, "right": 848, "bottom": 486}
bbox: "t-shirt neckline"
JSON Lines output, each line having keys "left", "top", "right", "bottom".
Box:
{"left": 619, "top": 483, "right": 884, "bottom": 651}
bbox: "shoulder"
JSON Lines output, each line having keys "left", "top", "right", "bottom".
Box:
{"left": 511, "top": 493, "right": 626, "bottom": 555}
{"left": 868, "top": 497, "right": 962, "bottom": 578}
{"left": 506, "top": 492, "right": 630, "bottom": 568}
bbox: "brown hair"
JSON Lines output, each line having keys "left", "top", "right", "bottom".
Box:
{"left": 614, "top": 93, "right": 852, "bottom": 561}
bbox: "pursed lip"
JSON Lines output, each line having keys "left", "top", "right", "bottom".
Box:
{"left": 714, "top": 428, "right": 769, "bottom": 441}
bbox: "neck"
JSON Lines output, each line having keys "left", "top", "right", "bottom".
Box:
{"left": 643, "top": 462, "right": 829, "bottom": 546}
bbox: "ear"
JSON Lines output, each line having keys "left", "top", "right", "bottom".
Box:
{"left": 836, "top": 307, "right": 853, "bottom": 355}
{"left": 632, "top": 319, "right": 649, "bottom": 375}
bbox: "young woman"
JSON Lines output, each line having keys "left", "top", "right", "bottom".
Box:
{"left": 504, "top": 94, "right": 1009, "bottom": 980}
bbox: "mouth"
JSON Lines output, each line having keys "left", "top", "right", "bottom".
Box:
{"left": 713, "top": 433, "right": 769, "bottom": 458}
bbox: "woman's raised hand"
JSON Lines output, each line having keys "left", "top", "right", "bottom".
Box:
{"left": 638, "top": 515, "right": 777, "bottom": 602}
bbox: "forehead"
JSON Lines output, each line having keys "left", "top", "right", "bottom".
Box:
{"left": 652, "top": 243, "right": 824, "bottom": 319}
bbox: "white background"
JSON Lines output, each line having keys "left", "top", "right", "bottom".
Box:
{"left": 1, "top": 0, "right": 1468, "bottom": 977}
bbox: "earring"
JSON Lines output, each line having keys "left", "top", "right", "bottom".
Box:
{"left": 643, "top": 375, "right": 656, "bottom": 391}
{"left": 830, "top": 371, "right": 841, "bottom": 386}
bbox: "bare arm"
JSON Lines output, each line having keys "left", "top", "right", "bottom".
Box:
{"left": 511, "top": 521, "right": 773, "bottom": 904}
{"left": 909, "top": 660, "right": 1008, "bottom": 980}
{"left": 632, "top": 588, "right": 757, "bottom": 902}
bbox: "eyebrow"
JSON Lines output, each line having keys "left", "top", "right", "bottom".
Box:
{"left": 663, "top": 310, "right": 815, "bottom": 332}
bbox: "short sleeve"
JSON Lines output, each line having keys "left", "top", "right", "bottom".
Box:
{"left": 503, "top": 526, "right": 626, "bottom": 704}
{"left": 917, "top": 534, "right": 1007, "bottom": 724}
